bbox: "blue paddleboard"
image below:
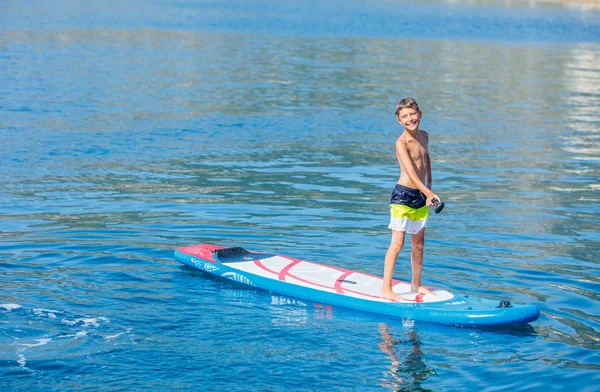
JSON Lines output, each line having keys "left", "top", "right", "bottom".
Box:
{"left": 174, "top": 244, "right": 540, "bottom": 326}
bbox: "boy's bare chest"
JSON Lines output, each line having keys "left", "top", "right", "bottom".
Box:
{"left": 406, "top": 139, "right": 427, "bottom": 163}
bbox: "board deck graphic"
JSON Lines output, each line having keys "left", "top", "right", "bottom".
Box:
{"left": 174, "top": 244, "right": 540, "bottom": 326}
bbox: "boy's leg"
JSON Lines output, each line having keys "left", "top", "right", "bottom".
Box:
{"left": 410, "top": 228, "right": 434, "bottom": 295}
{"left": 380, "top": 230, "right": 406, "bottom": 300}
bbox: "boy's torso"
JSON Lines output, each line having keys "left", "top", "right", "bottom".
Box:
{"left": 397, "top": 129, "right": 429, "bottom": 189}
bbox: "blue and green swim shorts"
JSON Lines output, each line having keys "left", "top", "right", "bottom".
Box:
{"left": 388, "top": 184, "right": 428, "bottom": 234}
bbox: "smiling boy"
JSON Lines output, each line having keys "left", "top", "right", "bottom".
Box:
{"left": 380, "top": 98, "right": 441, "bottom": 301}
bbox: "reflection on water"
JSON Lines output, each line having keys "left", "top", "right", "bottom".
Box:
{"left": 379, "top": 323, "right": 435, "bottom": 392}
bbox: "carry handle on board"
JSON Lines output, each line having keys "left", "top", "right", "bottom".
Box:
{"left": 432, "top": 198, "right": 445, "bottom": 214}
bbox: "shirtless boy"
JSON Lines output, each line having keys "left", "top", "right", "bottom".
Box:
{"left": 380, "top": 98, "right": 441, "bottom": 301}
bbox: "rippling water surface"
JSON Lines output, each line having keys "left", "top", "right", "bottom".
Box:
{"left": 1, "top": 0, "right": 599, "bottom": 391}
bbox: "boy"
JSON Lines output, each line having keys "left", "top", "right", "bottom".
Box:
{"left": 380, "top": 98, "right": 441, "bottom": 301}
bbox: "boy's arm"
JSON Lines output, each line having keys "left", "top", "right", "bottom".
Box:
{"left": 425, "top": 133, "right": 432, "bottom": 189}
{"left": 426, "top": 152, "right": 432, "bottom": 189}
{"left": 396, "top": 138, "right": 439, "bottom": 205}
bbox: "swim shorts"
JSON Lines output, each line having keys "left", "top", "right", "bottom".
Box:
{"left": 388, "top": 184, "right": 428, "bottom": 234}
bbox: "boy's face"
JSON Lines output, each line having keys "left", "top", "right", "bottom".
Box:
{"left": 397, "top": 107, "right": 421, "bottom": 131}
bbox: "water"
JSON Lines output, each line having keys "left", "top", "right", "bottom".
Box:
{"left": 1, "top": 0, "right": 599, "bottom": 390}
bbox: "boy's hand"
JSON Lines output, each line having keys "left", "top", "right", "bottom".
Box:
{"left": 428, "top": 195, "right": 445, "bottom": 214}
{"left": 426, "top": 194, "right": 440, "bottom": 207}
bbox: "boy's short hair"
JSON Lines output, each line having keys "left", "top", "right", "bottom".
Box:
{"left": 395, "top": 98, "right": 420, "bottom": 117}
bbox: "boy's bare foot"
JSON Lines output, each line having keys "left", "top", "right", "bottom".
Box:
{"left": 414, "top": 285, "right": 436, "bottom": 296}
{"left": 380, "top": 289, "right": 403, "bottom": 302}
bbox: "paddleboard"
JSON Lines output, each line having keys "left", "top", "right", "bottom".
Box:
{"left": 174, "top": 244, "right": 540, "bottom": 326}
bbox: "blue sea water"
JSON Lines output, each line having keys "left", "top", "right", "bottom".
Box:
{"left": 1, "top": 0, "right": 599, "bottom": 391}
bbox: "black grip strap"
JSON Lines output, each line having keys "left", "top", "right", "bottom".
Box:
{"left": 212, "top": 247, "right": 250, "bottom": 258}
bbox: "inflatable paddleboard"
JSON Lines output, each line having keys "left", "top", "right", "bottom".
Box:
{"left": 174, "top": 244, "right": 540, "bottom": 326}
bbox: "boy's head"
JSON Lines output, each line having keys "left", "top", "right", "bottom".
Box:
{"left": 394, "top": 98, "right": 421, "bottom": 118}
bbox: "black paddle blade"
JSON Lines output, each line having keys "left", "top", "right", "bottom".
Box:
{"left": 434, "top": 201, "right": 445, "bottom": 214}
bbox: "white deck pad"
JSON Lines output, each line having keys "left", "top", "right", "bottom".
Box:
{"left": 225, "top": 255, "right": 453, "bottom": 303}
